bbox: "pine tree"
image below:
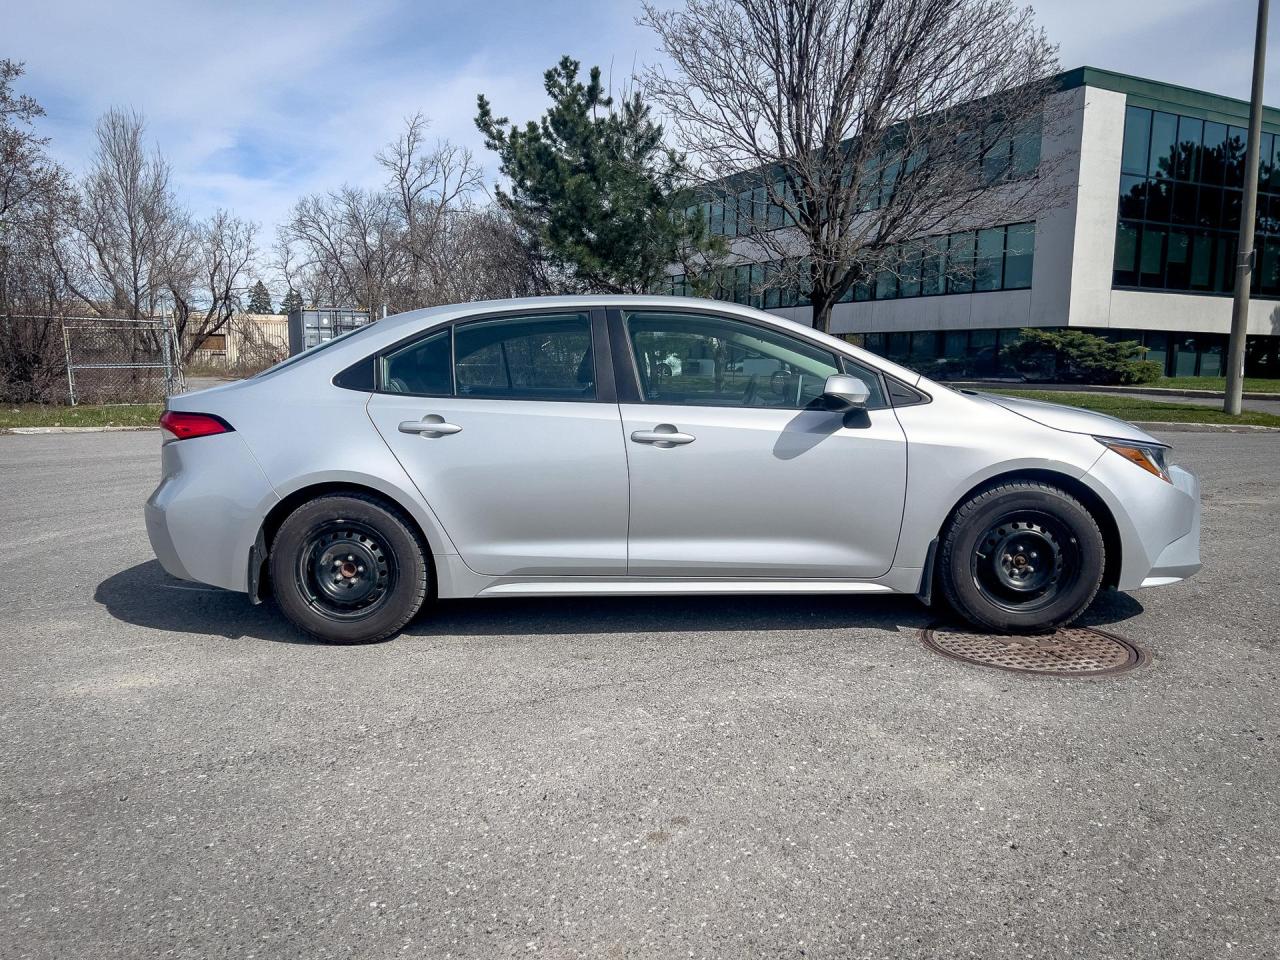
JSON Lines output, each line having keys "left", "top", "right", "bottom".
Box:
{"left": 246, "top": 280, "right": 273, "bottom": 314}
{"left": 476, "top": 57, "right": 719, "bottom": 294}
{"left": 278, "top": 288, "right": 303, "bottom": 315}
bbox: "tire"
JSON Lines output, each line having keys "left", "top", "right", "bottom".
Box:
{"left": 269, "top": 493, "right": 429, "bottom": 644}
{"left": 937, "top": 480, "right": 1105, "bottom": 634}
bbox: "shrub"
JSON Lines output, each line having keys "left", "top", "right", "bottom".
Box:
{"left": 1002, "top": 329, "right": 1161, "bottom": 385}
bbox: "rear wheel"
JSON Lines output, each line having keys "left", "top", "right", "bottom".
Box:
{"left": 937, "top": 481, "right": 1105, "bottom": 633}
{"left": 269, "top": 494, "right": 428, "bottom": 644}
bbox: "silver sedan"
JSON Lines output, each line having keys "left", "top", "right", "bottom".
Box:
{"left": 146, "top": 296, "right": 1201, "bottom": 644}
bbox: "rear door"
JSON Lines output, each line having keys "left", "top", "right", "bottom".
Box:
{"left": 613, "top": 308, "right": 908, "bottom": 578}
{"left": 366, "top": 309, "right": 629, "bottom": 576}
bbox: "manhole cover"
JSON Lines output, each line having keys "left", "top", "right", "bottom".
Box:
{"left": 921, "top": 624, "right": 1146, "bottom": 677}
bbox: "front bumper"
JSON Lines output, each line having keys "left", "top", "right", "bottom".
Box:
{"left": 1137, "top": 465, "right": 1201, "bottom": 587}
{"left": 1087, "top": 451, "right": 1201, "bottom": 591}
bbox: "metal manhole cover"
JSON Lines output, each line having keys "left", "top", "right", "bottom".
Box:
{"left": 921, "top": 624, "right": 1146, "bottom": 677}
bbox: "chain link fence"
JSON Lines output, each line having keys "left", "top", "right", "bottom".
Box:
{"left": 1, "top": 315, "right": 182, "bottom": 405}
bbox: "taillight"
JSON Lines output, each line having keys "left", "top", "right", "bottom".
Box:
{"left": 159, "top": 410, "right": 234, "bottom": 442}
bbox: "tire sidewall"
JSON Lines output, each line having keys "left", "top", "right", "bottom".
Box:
{"left": 941, "top": 485, "right": 1104, "bottom": 633}
{"left": 270, "top": 495, "right": 428, "bottom": 644}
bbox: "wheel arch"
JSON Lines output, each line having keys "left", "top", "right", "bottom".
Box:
{"left": 252, "top": 479, "right": 444, "bottom": 602}
{"left": 933, "top": 468, "right": 1123, "bottom": 592}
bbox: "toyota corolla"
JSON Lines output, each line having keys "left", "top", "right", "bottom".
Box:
{"left": 146, "top": 296, "right": 1200, "bottom": 643}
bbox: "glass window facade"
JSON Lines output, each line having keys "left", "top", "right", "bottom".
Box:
{"left": 1115, "top": 104, "right": 1280, "bottom": 298}
{"left": 665, "top": 223, "right": 1035, "bottom": 306}
{"left": 695, "top": 120, "right": 1042, "bottom": 238}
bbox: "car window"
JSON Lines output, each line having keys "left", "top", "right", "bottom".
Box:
{"left": 454, "top": 313, "right": 595, "bottom": 401}
{"left": 624, "top": 311, "right": 879, "bottom": 410}
{"left": 380, "top": 329, "right": 451, "bottom": 396}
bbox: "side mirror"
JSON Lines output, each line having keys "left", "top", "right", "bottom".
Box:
{"left": 821, "top": 373, "right": 871, "bottom": 411}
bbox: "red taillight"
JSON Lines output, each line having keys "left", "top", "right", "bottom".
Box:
{"left": 159, "top": 410, "right": 234, "bottom": 442}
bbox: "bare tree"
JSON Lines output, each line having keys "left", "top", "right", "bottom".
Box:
{"left": 0, "top": 60, "right": 82, "bottom": 401}
{"left": 69, "top": 108, "right": 190, "bottom": 321}
{"left": 377, "top": 112, "right": 483, "bottom": 303}
{"left": 642, "top": 0, "right": 1066, "bottom": 332}
{"left": 277, "top": 114, "right": 536, "bottom": 314}
{"left": 169, "top": 209, "right": 257, "bottom": 361}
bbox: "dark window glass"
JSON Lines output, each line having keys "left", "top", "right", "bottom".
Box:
{"left": 1202, "top": 122, "right": 1229, "bottom": 184}
{"left": 625, "top": 311, "right": 849, "bottom": 409}
{"left": 1171, "top": 182, "right": 1197, "bottom": 225}
{"left": 899, "top": 241, "right": 923, "bottom": 298}
{"left": 1259, "top": 240, "right": 1280, "bottom": 295}
{"left": 381, "top": 329, "right": 451, "bottom": 396}
{"left": 1114, "top": 222, "right": 1139, "bottom": 286}
{"left": 1144, "top": 331, "right": 1169, "bottom": 373}
{"left": 709, "top": 199, "right": 724, "bottom": 235}
{"left": 1223, "top": 189, "right": 1243, "bottom": 231}
{"left": 921, "top": 236, "right": 946, "bottom": 295}
{"left": 1149, "top": 112, "right": 1178, "bottom": 178}
{"left": 1118, "top": 175, "right": 1147, "bottom": 219}
{"left": 1165, "top": 229, "right": 1192, "bottom": 288}
{"left": 454, "top": 313, "right": 594, "bottom": 400}
{"left": 887, "top": 332, "right": 910, "bottom": 358}
{"left": 1198, "top": 186, "right": 1223, "bottom": 229}
{"left": 1175, "top": 116, "right": 1203, "bottom": 181}
{"left": 1226, "top": 126, "right": 1248, "bottom": 188}
{"left": 946, "top": 231, "right": 976, "bottom": 293}
{"left": 1189, "top": 233, "right": 1214, "bottom": 290}
{"left": 723, "top": 193, "right": 738, "bottom": 238}
{"left": 1258, "top": 133, "right": 1275, "bottom": 192}
{"left": 335, "top": 354, "right": 376, "bottom": 392}
{"left": 1146, "top": 179, "right": 1172, "bottom": 223}
{"left": 1271, "top": 135, "right": 1280, "bottom": 192}
{"left": 1004, "top": 223, "right": 1035, "bottom": 289}
{"left": 982, "top": 123, "right": 1011, "bottom": 183}
{"left": 974, "top": 227, "right": 1004, "bottom": 291}
{"left": 1121, "top": 107, "right": 1152, "bottom": 176}
{"left": 1139, "top": 225, "right": 1167, "bottom": 286}
{"left": 1011, "top": 118, "right": 1041, "bottom": 177}
{"left": 1211, "top": 234, "right": 1237, "bottom": 292}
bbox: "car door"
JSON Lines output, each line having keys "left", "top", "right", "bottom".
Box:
{"left": 366, "top": 309, "right": 629, "bottom": 576}
{"left": 614, "top": 308, "right": 907, "bottom": 578}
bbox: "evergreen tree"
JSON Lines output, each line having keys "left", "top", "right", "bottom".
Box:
{"left": 476, "top": 57, "right": 719, "bottom": 294}
{"left": 246, "top": 279, "right": 273, "bottom": 314}
{"left": 278, "top": 288, "right": 303, "bottom": 315}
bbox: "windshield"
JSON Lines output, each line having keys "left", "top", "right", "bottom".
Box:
{"left": 255, "top": 320, "right": 382, "bottom": 378}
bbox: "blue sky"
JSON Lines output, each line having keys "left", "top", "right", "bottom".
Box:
{"left": 6, "top": 0, "right": 1279, "bottom": 248}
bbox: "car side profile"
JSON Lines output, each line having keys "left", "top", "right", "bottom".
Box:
{"left": 146, "top": 296, "right": 1201, "bottom": 644}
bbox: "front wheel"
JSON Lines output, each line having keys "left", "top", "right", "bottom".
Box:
{"left": 937, "top": 481, "right": 1105, "bottom": 633}
{"left": 269, "top": 494, "right": 429, "bottom": 643}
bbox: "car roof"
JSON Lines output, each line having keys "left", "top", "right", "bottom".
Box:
{"left": 281, "top": 295, "right": 926, "bottom": 387}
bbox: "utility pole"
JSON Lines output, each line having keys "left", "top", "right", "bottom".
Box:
{"left": 1225, "top": 0, "right": 1270, "bottom": 415}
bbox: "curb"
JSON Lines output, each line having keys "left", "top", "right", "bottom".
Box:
{"left": 1134, "top": 421, "right": 1280, "bottom": 433}
{"left": 1, "top": 426, "right": 159, "bottom": 435}
{"left": 954, "top": 381, "right": 1280, "bottom": 401}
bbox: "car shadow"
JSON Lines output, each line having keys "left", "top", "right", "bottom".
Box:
{"left": 95, "top": 560, "right": 1146, "bottom": 645}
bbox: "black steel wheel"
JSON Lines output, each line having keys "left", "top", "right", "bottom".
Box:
{"left": 937, "top": 481, "right": 1105, "bottom": 633}
{"left": 270, "top": 493, "right": 428, "bottom": 644}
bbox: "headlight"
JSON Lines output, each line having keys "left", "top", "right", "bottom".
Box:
{"left": 1096, "top": 437, "right": 1171, "bottom": 483}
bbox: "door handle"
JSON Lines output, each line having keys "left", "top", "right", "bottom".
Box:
{"left": 398, "top": 416, "right": 463, "bottom": 437}
{"left": 631, "top": 425, "right": 695, "bottom": 446}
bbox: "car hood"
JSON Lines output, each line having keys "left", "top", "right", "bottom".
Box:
{"left": 974, "top": 391, "right": 1163, "bottom": 445}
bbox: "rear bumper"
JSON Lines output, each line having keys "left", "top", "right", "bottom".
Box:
{"left": 144, "top": 432, "right": 278, "bottom": 592}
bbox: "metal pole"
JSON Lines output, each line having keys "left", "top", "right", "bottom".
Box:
{"left": 61, "top": 317, "right": 77, "bottom": 406}
{"left": 1225, "top": 0, "right": 1270, "bottom": 415}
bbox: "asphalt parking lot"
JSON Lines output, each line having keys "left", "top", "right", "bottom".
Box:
{"left": 2, "top": 430, "right": 1278, "bottom": 960}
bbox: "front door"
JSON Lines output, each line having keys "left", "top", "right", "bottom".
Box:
{"left": 367, "top": 311, "right": 629, "bottom": 576}
{"left": 616, "top": 309, "right": 907, "bottom": 579}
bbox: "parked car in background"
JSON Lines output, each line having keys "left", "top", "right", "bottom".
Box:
{"left": 146, "top": 296, "right": 1201, "bottom": 644}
